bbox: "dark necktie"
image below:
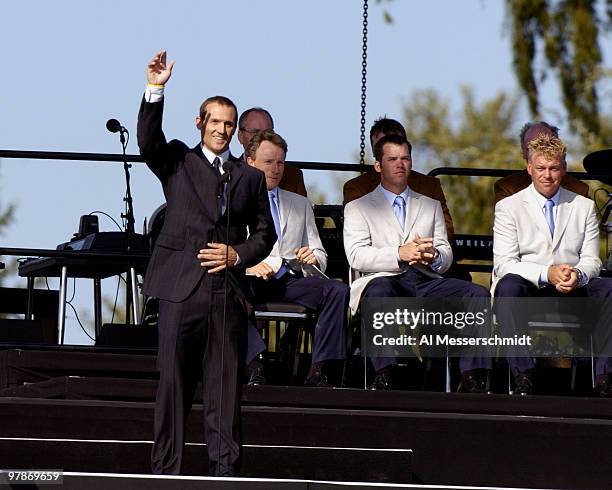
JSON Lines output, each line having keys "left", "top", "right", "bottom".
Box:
{"left": 212, "top": 157, "right": 221, "bottom": 174}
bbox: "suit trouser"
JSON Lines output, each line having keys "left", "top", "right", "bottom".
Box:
{"left": 246, "top": 274, "right": 349, "bottom": 365}
{"left": 362, "top": 268, "right": 492, "bottom": 372}
{"left": 151, "top": 273, "right": 246, "bottom": 476}
{"left": 494, "top": 273, "right": 612, "bottom": 376}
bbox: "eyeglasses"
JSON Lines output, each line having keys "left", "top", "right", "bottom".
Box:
{"left": 239, "top": 128, "right": 266, "bottom": 135}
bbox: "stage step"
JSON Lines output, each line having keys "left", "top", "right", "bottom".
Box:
{"left": 0, "top": 439, "right": 412, "bottom": 483}
{"left": 0, "top": 397, "right": 611, "bottom": 488}
{"left": 0, "top": 472, "right": 489, "bottom": 490}
{"left": 3, "top": 374, "right": 612, "bottom": 421}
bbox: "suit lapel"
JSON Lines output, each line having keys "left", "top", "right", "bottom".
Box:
{"left": 552, "top": 188, "right": 575, "bottom": 249}
{"left": 404, "top": 191, "right": 422, "bottom": 242}
{"left": 278, "top": 189, "right": 294, "bottom": 240}
{"left": 189, "top": 144, "right": 222, "bottom": 221}
{"left": 522, "top": 188, "right": 552, "bottom": 245}
{"left": 370, "top": 188, "right": 404, "bottom": 238}
{"left": 227, "top": 154, "right": 244, "bottom": 196}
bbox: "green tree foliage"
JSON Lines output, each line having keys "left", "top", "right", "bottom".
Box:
{"left": 506, "top": 0, "right": 612, "bottom": 143}
{"left": 403, "top": 87, "right": 524, "bottom": 236}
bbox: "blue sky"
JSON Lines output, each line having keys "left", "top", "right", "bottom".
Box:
{"left": 1, "top": 1, "right": 609, "bottom": 343}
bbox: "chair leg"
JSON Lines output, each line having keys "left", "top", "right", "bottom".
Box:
{"left": 591, "top": 335, "right": 595, "bottom": 389}
{"left": 445, "top": 347, "right": 451, "bottom": 393}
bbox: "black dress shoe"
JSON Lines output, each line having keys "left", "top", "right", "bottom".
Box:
{"left": 513, "top": 369, "right": 534, "bottom": 396}
{"left": 369, "top": 368, "right": 392, "bottom": 390}
{"left": 247, "top": 361, "right": 266, "bottom": 386}
{"left": 304, "top": 362, "right": 332, "bottom": 387}
{"left": 594, "top": 374, "right": 612, "bottom": 397}
{"left": 457, "top": 369, "right": 489, "bottom": 394}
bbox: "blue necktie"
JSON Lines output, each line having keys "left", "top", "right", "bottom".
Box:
{"left": 393, "top": 195, "right": 406, "bottom": 231}
{"left": 544, "top": 199, "right": 555, "bottom": 237}
{"left": 269, "top": 191, "right": 281, "bottom": 239}
{"left": 268, "top": 191, "right": 287, "bottom": 278}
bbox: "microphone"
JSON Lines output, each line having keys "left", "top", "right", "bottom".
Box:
{"left": 106, "top": 118, "right": 127, "bottom": 134}
{"left": 220, "top": 160, "right": 235, "bottom": 184}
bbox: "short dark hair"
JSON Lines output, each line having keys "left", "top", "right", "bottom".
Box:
{"left": 373, "top": 134, "right": 412, "bottom": 162}
{"left": 246, "top": 129, "right": 288, "bottom": 160}
{"left": 370, "top": 117, "right": 406, "bottom": 142}
{"left": 238, "top": 107, "right": 274, "bottom": 130}
{"left": 199, "top": 96, "right": 238, "bottom": 125}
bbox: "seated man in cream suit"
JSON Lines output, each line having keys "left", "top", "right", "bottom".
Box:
{"left": 344, "top": 134, "right": 491, "bottom": 392}
{"left": 245, "top": 129, "right": 349, "bottom": 387}
{"left": 343, "top": 117, "right": 454, "bottom": 243}
{"left": 493, "top": 134, "right": 612, "bottom": 396}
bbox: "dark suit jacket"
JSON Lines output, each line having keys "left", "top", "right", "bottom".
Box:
{"left": 138, "top": 98, "right": 276, "bottom": 303}
{"left": 494, "top": 169, "right": 589, "bottom": 204}
{"left": 343, "top": 168, "right": 455, "bottom": 242}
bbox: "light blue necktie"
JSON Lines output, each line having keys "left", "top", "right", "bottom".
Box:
{"left": 393, "top": 195, "right": 406, "bottom": 231}
{"left": 268, "top": 191, "right": 288, "bottom": 278}
{"left": 544, "top": 199, "right": 555, "bottom": 237}
{"left": 269, "top": 191, "right": 281, "bottom": 239}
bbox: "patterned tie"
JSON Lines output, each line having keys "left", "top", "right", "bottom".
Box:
{"left": 269, "top": 191, "right": 288, "bottom": 278}
{"left": 393, "top": 195, "right": 406, "bottom": 231}
{"left": 212, "top": 156, "right": 221, "bottom": 174}
{"left": 544, "top": 199, "right": 555, "bottom": 237}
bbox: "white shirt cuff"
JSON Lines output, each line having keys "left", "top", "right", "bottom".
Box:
{"left": 144, "top": 85, "right": 164, "bottom": 103}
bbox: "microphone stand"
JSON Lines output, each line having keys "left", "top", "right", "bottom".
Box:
{"left": 112, "top": 127, "right": 140, "bottom": 325}
{"left": 217, "top": 164, "right": 232, "bottom": 475}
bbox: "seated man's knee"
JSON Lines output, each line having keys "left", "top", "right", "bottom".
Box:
{"left": 363, "top": 277, "right": 398, "bottom": 298}
{"left": 495, "top": 274, "right": 529, "bottom": 297}
{"left": 468, "top": 283, "right": 490, "bottom": 298}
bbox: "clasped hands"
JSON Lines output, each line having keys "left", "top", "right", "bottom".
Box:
{"left": 547, "top": 264, "right": 579, "bottom": 293}
{"left": 246, "top": 246, "right": 318, "bottom": 280}
{"left": 197, "top": 243, "right": 238, "bottom": 274}
{"left": 398, "top": 233, "right": 437, "bottom": 266}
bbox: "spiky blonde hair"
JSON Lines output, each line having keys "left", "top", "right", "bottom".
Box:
{"left": 527, "top": 134, "right": 567, "bottom": 163}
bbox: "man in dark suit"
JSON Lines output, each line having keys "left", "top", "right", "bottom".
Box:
{"left": 138, "top": 51, "right": 276, "bottom": 476}
{"left": 237, "top": 107, "right": 307, "bottom": 197}
{"left": 494, "top": 121, "right": 589, "bottom": 204}
{"left": 343, "top": 118, "right": 454, "bottom": 242}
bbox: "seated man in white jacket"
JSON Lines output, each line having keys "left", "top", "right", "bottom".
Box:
{"left": 493, "top": 134, "right": 612, "bottom": 396}
{"left": 343, "top": 134, "right": 491, "bottom": 392}
{"left": 244, "top": 130, "right": 349, "bottom": 387}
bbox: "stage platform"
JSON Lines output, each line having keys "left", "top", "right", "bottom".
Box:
{"left": 0, "top": 347, "right": 611, "bottom": 488}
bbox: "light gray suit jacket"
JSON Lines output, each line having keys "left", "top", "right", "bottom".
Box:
{"left": 343, "top": 185, "right": 452, "bottom": 313}
{"left": 261, "top": 188, "right": 327, "bottom": 275}
{"left": 492, "top": 184, "right": 601, "bottom": 293}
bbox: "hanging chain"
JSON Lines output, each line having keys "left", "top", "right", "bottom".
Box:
{"left": 359, "top": 0, "right": 369, "bottom": 165}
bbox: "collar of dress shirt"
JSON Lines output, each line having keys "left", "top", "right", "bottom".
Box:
{"left": 268, "top": 186, "right": 280, "bottom": 202}
{"left": 529, "top": 183, "right": 561, "bottom": 210}
{"left": 378, "top": 183, "right": 411, "bottom": 209}
{"left": 201, "top": 145, "right": 230, "bottom": 175}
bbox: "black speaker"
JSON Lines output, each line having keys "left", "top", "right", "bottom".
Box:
{"left": 95, "top": 323, "right": 158, "bottom": 349}
{"left": 0, "top": 319, "right": 47, "bottom": 344}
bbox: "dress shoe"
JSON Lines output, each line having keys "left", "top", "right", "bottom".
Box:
{"left": 304, "top": 362, "right": 332, "bottom": 387}
{"left": 593, "top": 374, "right": 612, "bottom": 397}
{"left": 513, "top": 369, "right": 534, "bottom": 396}
{"left": 369, "top": 368, "right": 392, "bottom": 390}
{"left": 457, "top": 369, "right": 489, "bottom": 394}
{"left": 247, "top": 360, "right": 266, "bottom": 386}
